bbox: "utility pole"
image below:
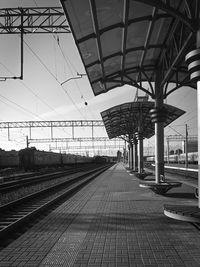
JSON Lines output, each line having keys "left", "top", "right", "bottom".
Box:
{"left": 26, "top": 136, "right": 29, "bottom": 148}
{"left": 167, "top": 137, "right": 170, "bottom": 164}
{"left": 185, "top": 124, "right": 188, "bottom": 168}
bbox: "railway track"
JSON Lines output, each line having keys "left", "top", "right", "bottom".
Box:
{"left": 145, "top": 164, "right": 198, "bottom": 197}
{"left": 0, "top": 164, "right": 99, "bottom": 193}
{"left": 145, "top": 164, "right": 198, "bottom": 179}
{"left": 0, "top": 164, "right": 111, "bottom": 242}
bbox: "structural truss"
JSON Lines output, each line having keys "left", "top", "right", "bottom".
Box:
{"left": 28, "top": 137, "right": 116, "bottom": 143}
{"left": 0, "top": 120, "right": 105, "bottom": 140}
{"left": 0, "top": 120, "right": 104, "bottom": 128}
{"left": 166, "top": 135, "right": 197, "bottom": 141}
{"left": 0, "top": 7, "right": 70, "bottom": 34}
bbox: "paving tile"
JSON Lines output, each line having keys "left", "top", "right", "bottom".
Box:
{"left": 0, "top": 164, "right": 200, "bottom": 267}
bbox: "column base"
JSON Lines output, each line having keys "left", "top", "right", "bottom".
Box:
{"left": 164, "top": 204, "right": 200, "bottom": 223}
{"left": 139, "top": 180, "right": 182, "bottom": 195}
{"left": 135, "top": 171, "right": 152, "bottom": 180}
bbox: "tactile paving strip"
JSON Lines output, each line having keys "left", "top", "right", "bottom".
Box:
{"left": 40, "top": 230, "right": 87, "bottom": 266}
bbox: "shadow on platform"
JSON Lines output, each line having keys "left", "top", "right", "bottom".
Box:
{"left": 165, "top": 192, "right": 196, "bottom": 199}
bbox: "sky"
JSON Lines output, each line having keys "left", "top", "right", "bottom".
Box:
{"left": 0, "top": 0, "right": 198, "bottom": 156}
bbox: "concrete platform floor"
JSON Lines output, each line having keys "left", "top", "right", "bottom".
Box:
{"left": 0, "top": 163, "right": 200, "bottom": 267}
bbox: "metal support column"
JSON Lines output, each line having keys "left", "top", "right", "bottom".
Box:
{"left": 124, "top": 140, "right": 127, "bottom": 164}
{"left": 20, "top": 9, "right": 24, "bottom": 80}
{"left": 29, "top": 126, "right": 32, "bottom": 139}
{"left": 7, "top": 123, "right": 10, "bottom": 141}
{"left": 137, "top": 133, "right": 143, "bottom": 174}
{"left": 185, "top": 26, "right": 200, "bottom": 207}
{"left": 50, "top": 122, "right": 53, "bottom": 139}
{"left": 26, "top": 136, "right": 29, "bottom": 148}
{"left": 155, "top": 106, "right": 165, "bottom": 183}
{"left": 133, "top": 137, "right": 138, "bottom": 172}
{"left": 150, "top": 80, "right": 165, "bottom": 183}
{"left": 185, "top": 124, "right": 188, "bottom": 168}
{"left": 128, "top": 143, "right": 131, "bottom": 169}
{"left": 72, "top": 123, "right": 74, "bottom": 138}
{"left": 130, "top": 141, "right": 133, "bottom": 170}
{"left": 198, "top": 79, "right": 200, "bottom": 207}
{"left": 167, "top": 137, "right": 170, "bottom": 164}
{"left": 197, "top": 26, "right": 200, "bottom": 207}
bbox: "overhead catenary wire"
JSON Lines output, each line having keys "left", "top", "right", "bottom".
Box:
{"left": 168, "top": 125, "right": 185, "bottom": 137}
{"left": 25, "top": 35, "right": 100, "bottom": 142}
{"left": 184, "top": 114, "right": 197, "bottom": 123}
{"left": 0, "top": 94, "right": 44, "bottom": 120}
{"left": 0, "top": 10, "right": 103, "bottom": 149}
{"left": 52, "top": 35, "right": 93, "bottom": 113}
{"left": 24, "top": 36, "right": 94, "bottom": 137}
{"left": 24, "top": 38, "right": 87, "bottom": 120}
{"left": 0, "top": 59, "right": 63, "bottom": 118}
{"left": 52, "top": 34, "right": 101, "bottom": 140}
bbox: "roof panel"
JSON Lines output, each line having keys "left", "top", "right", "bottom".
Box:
{"left": 61, "top": 0, "right": 195, "bottom": 97}
{"left": 66, "top": 0, "right": 94, "bottom": 40}
{"left": 129, "top": 1, "right": 153, "bottom": 18}
{"left": 149, "top": 17, "right": 171, "bottom": 45}
{"left": 88, "top": 66, "right": 102, "bottom": 83}
{"left": 101, "top": 28, "right": 122, "bottom": 57}
{"left": 104, "top": 56, "right": 121, "bottom": 76}
{"left": 78, "top": 39, "right": 98, "bottom": 66}
{"left": 96, "top": 0, "right": 123, "bottom": 29}
{"left": 101, "top": 101, "right": 185, "bottom": 139}
{"left": 126, "top": 21, "right": 149, "bottom": 49}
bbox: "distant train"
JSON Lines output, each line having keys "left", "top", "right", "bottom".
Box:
{"left": 145, "top": 152, "right": 198, "bottom": 165}
{"left": 0, "top": 149, "right": 19, "bottom": 169}
{"left": 0, "top": 147, "right": 110, "bottom": 171}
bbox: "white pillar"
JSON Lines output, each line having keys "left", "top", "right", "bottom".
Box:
{"left": 198, "top": 80, "right": 200, "bottom": 207}
{"left": 137, "top": 134, "right": 143, "bottom": 174}
{"left": 197, "top": 27, "right": 200, "bottom": 207}
{"left": 185, "top": 35, "right": 200, "bottom": 207}
{"left": 151, "top": 97, "right": 165, "bottom": 184}
{"left": 155, "top": 119, "right": 164, "bottom": 183}
{"left": 133, "top": 138, "right": 138, "bottom": 171}
{"left": 128, "top": 144, "right": 131, "bottom": 169}
{"left": 130, "top": 142, "right": 134, "bottom": 170}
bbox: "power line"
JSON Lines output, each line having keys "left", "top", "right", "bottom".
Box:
{"left": 168, "top": 125, "right": 184, "bottom": 136}
{"left": 184, "top": 114, "right": 197, "bottom": 123}
{"left": 24, "top": 38, "right": 86, "bottom": 119}
{"left": 0, "top": 93, "right": 43, "bottom": 120}
{"left": 0, "top": 59, "right": 62, "bottom": 117}
{"left": 33, "top": 0, "right": 38, "bottom": 7}
{"left": 0, "top": 97, "right": 30, "bottom": 118}
{"left": 52, "top": 35, "right": 92, "bottom": 116}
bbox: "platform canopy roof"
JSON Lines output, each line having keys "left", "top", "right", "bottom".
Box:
{"left": 61, "top": 0, "right": 198, "bottom": 99}
{"left": 101, "top": 101, "right": 185, "bottom": 139}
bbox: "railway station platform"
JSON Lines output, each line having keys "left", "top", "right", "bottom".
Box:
{"left": 0, "top": 163, "right": 200, "bottom": 267}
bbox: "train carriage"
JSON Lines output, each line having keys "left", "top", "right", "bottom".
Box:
{"left": 18, "top": 148, "right": 94, "bottom": 170}
{"left": 145, "top": 152, "right": 198, "bottom": 165}
{"left": 19, "top": 148, "right": 61, "bottom": 170}
{"left": 0, "top": 150, "right": 19, "bottom": 169}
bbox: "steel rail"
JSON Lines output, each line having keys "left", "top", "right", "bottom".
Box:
{"left": 0, "top": 165, "right": 94, "bottom": 194}
{"left": 0, "top": 164, "right": 111, "bottom": 241}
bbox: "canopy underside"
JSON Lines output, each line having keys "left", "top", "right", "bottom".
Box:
{"left": 61, "top": 0, "right": 197, "bottom": 98}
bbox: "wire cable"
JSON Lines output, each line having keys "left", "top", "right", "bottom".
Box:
{"left": 24, "top": 38, "right": 87, "bottom": 119}
{"left": 0, "top": 58, "right": 66, "bottom": 119}
{"left": 0, "top": 93, "right": 44, "bottom": 120}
